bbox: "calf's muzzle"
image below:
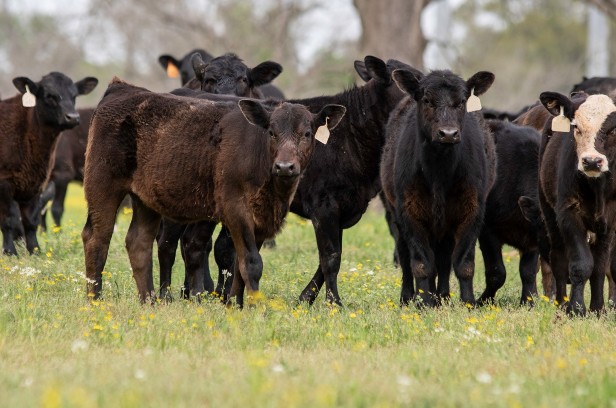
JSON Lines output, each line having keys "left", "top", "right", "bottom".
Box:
{"left": 273, "top": 161, "right": 298, "bottom": 177}
{"left": 437, "top": 127, "right": 460, "bottom": 144}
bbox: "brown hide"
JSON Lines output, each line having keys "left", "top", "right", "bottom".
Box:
{"left": 83, "top": 78, "right": 344, "bottom": 302}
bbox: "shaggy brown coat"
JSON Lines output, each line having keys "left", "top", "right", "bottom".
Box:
{"left": 82, "top": 78, "right": 344, "bottom": 304}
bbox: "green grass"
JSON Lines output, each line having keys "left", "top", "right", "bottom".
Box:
{"left": 1, "top": 184, "right": 616, "bottom": 407}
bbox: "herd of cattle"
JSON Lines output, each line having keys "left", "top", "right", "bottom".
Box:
{"left": 2, "top": 47, "right": 616, "bottom": 315}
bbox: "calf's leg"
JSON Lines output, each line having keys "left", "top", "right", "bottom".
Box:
{"left": 519, "top": 250, "right": 539, "bottom": 305}
{"left": 124, "top": 197, "right": 161, "bottom": 303}
{"left": 478, "top": 230, "right": 506, "bottom": 304}
{"left": 396, "top": 230, "right": 414, "bottom": 306}
{"left": 226, "top": 209, "right": 263, "bottom": 305}
{"left": 156, "top": 219, "right": 186, "bottom": 300}
{"left": 214, "top": 225, "right": 235, "bottom": 297}
{"left": 588, "top": 234, "right": 611, "bottom": 313}
{"left": 19, "top": 198, "right": 41, "bottom": 254}
{"left": 181, "top": 221, "right": 216, "bottom": 297}
{"left": 51, "top": 180, "right": 69, "bottom": 227}
{"left": 299, "top": 215, "right": 343, "bottom": 306}
{"left": 82, "top": 192, "right": 126, "bottom": 300}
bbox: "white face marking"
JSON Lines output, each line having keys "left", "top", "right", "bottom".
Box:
{"left": 573, "top": 94, "right": 616, "bottom": 176}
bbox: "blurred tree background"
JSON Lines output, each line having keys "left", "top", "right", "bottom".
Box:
{"left": 0, "top": 0, "right": 614, "bottom": 110}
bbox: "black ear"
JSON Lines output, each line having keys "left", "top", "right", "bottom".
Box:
{"left": 189, "top": 48, "right": 213, "bottom": 62}
{"left": 248, "top": 61, "right": 283, "bottom": 87}
{"left": 158, "top": 54, "right": 180, "bottom": 71}
{"left": 13, "top": 77, "right": 38, "bottom": 95}
{"left": 518, "top": 196, "right": 541, "bottom": 223}
{"left": 540, "top": 91, "right": 574, "bottom": 118}
{"left": 238, "top": 99, "right": 270, "bottom": 129}
{"left": 467, "top": 71, "right": 495, "bottom": 97}
{"left": 191, "top": 53, "right": 208, "bottom": 82}
{"left": 76, "top": 77, "right": 98, "bottom": 95}
{"left": 392, "top": 69, "right": 423, "bottom": 100}
{"left": 354, "top": 60, "right": 371, "bottom": 82}
{"left": 314, "top": 104, "right": 346, "bottom": 131}
{"left": 364, "top": 56, "right": 389, "bottom": 84}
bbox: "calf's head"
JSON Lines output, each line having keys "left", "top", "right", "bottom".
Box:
{"left": 13, "top": 72, "right": 98, "bottom": 130}
{"left": 238, "top": 100, "right": 346, "bottom": 180}
{"left": 158, "top": 48, "right": 213, "bottom": 85}
{"left": 192, "top": 53, "right": 282, "bottom": 98}
{"left": 540, "top": 92, "right": 616, "bottom": 177}
{"left": 392, "top": 69, "right": 494, "bottom": 144}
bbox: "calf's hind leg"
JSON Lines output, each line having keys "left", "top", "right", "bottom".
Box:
{"left": 82, "top": 192, "right": 127, "bottom": 299}
{"left": 125, "top": 197, "right": 161, "bottom": 303}
{"left": 478, "top": 230, "right": 505, "bottom": 304}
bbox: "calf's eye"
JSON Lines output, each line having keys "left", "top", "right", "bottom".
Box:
{"left": 304, "top": 131, "right": 312, "bottom": 138}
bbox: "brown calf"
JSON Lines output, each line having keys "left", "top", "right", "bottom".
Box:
{"left": 82, "top": 78, "right": 344, "bottom": 304}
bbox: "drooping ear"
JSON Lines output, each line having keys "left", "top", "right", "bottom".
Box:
{"left": 75, "top": 77, "right": 98, "bottom": 95}
{"left": 518, "top": 196, "right": 541, "bottom": 224}
{"left": 248, "top": 61, "right": 283, "bottom": 87}
{"left": 238, "top": 99, "right": 270, "bottom": 129}
{"left": 364, "top": 55, "right": 389, "bottom": 84}
{"left": 191, "top": 53, "right": 208, "bottom": 83}
{"left": 392, "top": 69, "right": 423, "bottom": 100}
{"left": 314, "top": 104, "right": 346, "bottom": 131}
{"left": 158, "top": 54, "right": 180, "bottom": 71}
{"left": 13, "top": 77, "right": 38, "bottom": 95}
{"left": 539, "top": 91, "right": 574, "bottom": 118}
{"left": 354, "top": 60, "right": 371, "bottom": 82}
{"left": 466, "top": 71, "right": 495, "bottom": 97}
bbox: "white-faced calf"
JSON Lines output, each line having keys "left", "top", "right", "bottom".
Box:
{"left": 538, "top": 92, "right": 616, "bottom": 315}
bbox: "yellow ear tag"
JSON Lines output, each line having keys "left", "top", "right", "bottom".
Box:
{"left": 551, "top": 106, "right": 571, "bottom": 132}
{"left": 315, "top": 117, "right": 330, "bottom": 144}
{"left": 466, "top": 88, "right": 481, "bottom": 112}
{"left": 22, "top": 84, "right": 36, "bottom": 108}
{"left": 166, "top": 63, "right": 180, "bottom": 78}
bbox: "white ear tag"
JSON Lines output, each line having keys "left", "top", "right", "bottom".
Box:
{"left": 551, "top": 106, "right": 571, "bottom": 132}
{"left": 22, "top": 85, "right": 36, "bottom": 108}
{"left": 315, "top": 117, "right": 330, "bottom": 144}
{"left": 466, "top": 88, "right": 481, "bottom": 112}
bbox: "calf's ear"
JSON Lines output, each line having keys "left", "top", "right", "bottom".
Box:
{"left": 539, "top": 91, "right": 574, "bottom": 118}
{"left": 314, "top": 104, "right": 346, "bottom": 131}
{"left": 466, "top": 71, "right": 495, "bottom": 97}
{"left": 518, "top": 196, "right": 541, "bottom": 224}
{"left": 190, "top": 49, "right": 213, "bottom": 62}
{"left": 392, "top": 69, "right": 423, "bottom": 100}
{"left": 158, "top": 54, "right": 179, "bottom": 71}
{"left": 364, "top": 56, "right": 389, "bottom": 84}
{"left": 249, "top": 61, "right": 283, "bottom": 87}
{"left": 192, "top": 53, "right": 208, "bottom": 83}
{"left": 354, "top": 60, "right": 371, "bottom": 82}
{"left": 76, "top": 77, "right": 99, "bottom": 95}
{"left": 13, "top": 77, "right": 38, "bottom": 95}
{"left": 238, "top": 99, "right": 270, "bottom": 129}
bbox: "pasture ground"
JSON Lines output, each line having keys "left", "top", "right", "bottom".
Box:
{"left": 1, "top": 185, "right": 616, "bottom": 407}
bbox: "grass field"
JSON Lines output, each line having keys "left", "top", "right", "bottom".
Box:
{"left": 1, "top": 184, "right": 616, "bottom": 407}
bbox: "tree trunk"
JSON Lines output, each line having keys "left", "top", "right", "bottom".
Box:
{"left": 353, "top": 0, "right": 431, "bottom": 70}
